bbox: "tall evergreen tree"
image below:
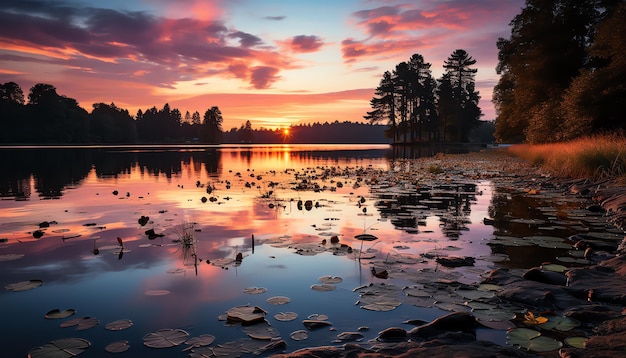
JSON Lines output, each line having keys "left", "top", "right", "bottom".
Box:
{"left": 438, "top": 49, "right": 482, "bottom": 142}
{"left": 364, "top": 71, "right": 397, "bottom": 141}
{"left": 201, "top": 106, "right": 223, "bottom": 144}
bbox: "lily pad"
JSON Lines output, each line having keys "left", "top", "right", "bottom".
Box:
{"left": 541, "top": 263, "right": 568, "bottom": 273}
{"left": 267, "top": 296, "right": 290, "bottom": 305}
{"left": 564, "top": 336, "right": 587, "bottom": 348}
{"left": 318, "top": 275, "right": 343, "bottom": 284}
{"left": 60, "top": 317, "right": 99, "bottom": 331}
{"left": 506, "top": 327, "right": 563, "bottom": 352}
{"left": 28, "top": 338, "right": 91, "bottom": 358}
{"left": 105, "top": 340, "right": 129, "bottom": 353}
{"left": 5, "top": 279, "right": 43, "bottom": 292}
{"left": 183, "top": 334, "right": 215, "bottom": 351}
{"left": 105, "top": 319, "right": 133, "bottom": 331}
{"left": 143, "top": 328, "right": 189, "bottom": 348}
{"left": 45, "top": 308, "right": 76, "bottom": 319}
{"left": 274, "top": 312, "right": 298, "bottom": 322}
{"left": 226, "top": 305, "right": 267, "bottom": 324}
{"left": 539, "top": 315, "right": 581, "bottom": 331}
{"left": 243, "top": 287, "right": 267, "bottom": 295}
{"left": 290, "top": 330, "right": 309, "bottom": 341}
{"left": 242, "top": 321, "right": 280, "bottom": 340}
{"left": 311, "top": 283, "right": 336, "bottom": 292}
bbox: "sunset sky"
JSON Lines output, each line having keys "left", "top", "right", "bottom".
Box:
{"left": 0, "top": 0, "right": 524, "bottom": 130}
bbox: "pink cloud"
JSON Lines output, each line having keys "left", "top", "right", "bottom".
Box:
{"left": 343, "top": 0, "right": 523, "bottom": 64}
{"left": 250, "top": 66, "right": 281, "bottom": 89}
{"left": 289, "top": 35, "right": 325, "bottom": 53}
{"left": 0, "top": 2, "right": 293, "bottom": 90}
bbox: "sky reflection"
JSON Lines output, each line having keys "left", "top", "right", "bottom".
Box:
{"left": 0, "top": 145, "right": 503, "bottom": 357}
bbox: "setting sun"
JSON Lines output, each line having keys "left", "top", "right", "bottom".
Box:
{"left": 283, "top": 128, "right": 290, "bottom": 136}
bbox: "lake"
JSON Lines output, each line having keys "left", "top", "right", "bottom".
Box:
{"left": 0, "top": 144, "right": 610, "bottom": 357}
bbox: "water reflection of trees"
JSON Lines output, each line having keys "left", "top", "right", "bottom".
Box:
{"left": 374, "top": 182, "right": 477, "bottom": 238}
{"left": 0, "top": 148, "right": 222, "bottom": 200}
{"left": 0, "top": 149, "right": 93, "bottom": 199}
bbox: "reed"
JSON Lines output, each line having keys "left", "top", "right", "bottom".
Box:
{"left": 507, "top": 133, "right": 626, "bottom": 181}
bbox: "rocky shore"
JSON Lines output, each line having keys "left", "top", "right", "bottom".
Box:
{"left": 273, "top": 149, "right": 626, "bottom": 358}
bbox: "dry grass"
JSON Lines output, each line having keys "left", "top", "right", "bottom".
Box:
{"left": 507, "top": 133, "right": 626, "bottom": 181}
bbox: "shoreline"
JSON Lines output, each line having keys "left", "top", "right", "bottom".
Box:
{"left": 272, "top": 149, "right": 626, "bottom": 358}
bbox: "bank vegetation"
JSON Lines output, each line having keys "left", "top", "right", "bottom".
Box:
{"left": 508, "top": 133, "right": 626, "bottom": 181}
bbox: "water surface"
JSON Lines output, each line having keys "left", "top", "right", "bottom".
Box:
{"left": 0, "top": 144, "right": 606, "bottom": 357}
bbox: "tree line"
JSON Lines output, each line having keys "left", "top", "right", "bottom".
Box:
{"left": 364, "top": 49, "right": 482, "bottom": 144}
{"left": 494, "top": 0, "right": 625, "bottom": 143}
{"left": 222, "top": 120, "right": 390, "bottom": 144}
{"left": 0, "top": 82, "right": 224, "bottom": 144}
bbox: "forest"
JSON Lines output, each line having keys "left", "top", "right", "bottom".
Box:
{"left": 493, "top": 0, "right": 625, "bottom": 143}
{"left": 367, "top": 0, "right": 625, "bottom": 144}
{"left": 0, "top": 82, "right": 392, "bottom": 145}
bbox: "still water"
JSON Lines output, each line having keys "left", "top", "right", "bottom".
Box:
{"left": 0, "top": 145, "right": 605, "bottom": 357}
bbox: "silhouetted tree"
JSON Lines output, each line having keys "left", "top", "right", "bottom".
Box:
{"left": 437, "top": 49, "right": 481, "bottom": 142}
{"left": 90, "top": 103, "right": 137, "bottom": 143}
{"left": 0, "top": 82, "right": 26, "bottom": 143}
{"left": 239, "top": 120, "right": 254, "bottom": 143}
{"left": 26, "top": 83, "right": 89, "bottom": 143}
{"left": 201, "top": 106, "right": 223, "bottom": 144}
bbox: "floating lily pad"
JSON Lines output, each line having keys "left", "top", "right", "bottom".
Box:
{"left": 507, "top": 327, "right": 563, "bottom": 352}
{"left": 274, "top": 312, "right": 298, "bottom": 322}
{"left": 456, "top": 288, "right": 495, "bottom": 300}
{"left": 243, "top": 287, "right": 267, "bottom": 294}
{"left": 5, "top": 279, "right": 43, "bottom": 292}
{"left": 556, "top": 256, "right": 590, "bottom": 264}
{"left": 28, "top": 338, "right": 91, "bottom": 358}
{"left": 302, "top": 319, "right": 333, "bottom": 330}
{"left": 45, "top": 308, "right": 76, "bottom": 319}
{"left": 267, "top": 296, "right": 290, "bottom": 305}
{"left": 105, "top": 340, "right": 129, "bottom": 353}
{"left": 183, "top": 334, "right": 215, "bottom": 351}
{"left": 318, "top": 275, "right": 343, "bottom": 284}
{"left": 226, "top": 305, "right": 266, "bottom": 324}
{"left": 311, "top": 283, "right": 336, "bottom": 292}
{"left": 60, "top": 316, "right": 99, "bottom": 331}
{"left": 290, "top": 330, "right": 309, "bottom": 341}
{"left": 539, "top": 315, "right": 581, "bottom": 331}
{"left": 242, "top": 321, "right": 280, "bottom": 340}
{"left": 105, "top": 319, "right": 133, "bottom": 331}
{"left": 308, "top": 313, "right": 329, "bottom": 321}
{"left": 143, "top": 328, "right": 189, "bottom": 348}
{"left": 541, "top": 263, "right": 568, "bottom": 273}
{"left": 564, "top": 336, "right": 587, "bottom": 348}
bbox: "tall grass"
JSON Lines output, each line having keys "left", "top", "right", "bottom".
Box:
{"left": 507, "top": 133, "right": 626, "bottom": 181}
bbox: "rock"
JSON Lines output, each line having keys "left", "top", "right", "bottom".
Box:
{"left": 523, "top": 267, "right": 567, "bottom": 285}
{"left": 561, "top": 316, "right": 626, "bottom": 358}
{"left": 566, "top": 255, "right": 626, "bottom": 305}
{"left": 377, "top": 327, "right": 407, "bottom": 341}
{"left": 408, "top": 312, "right": 476, "bottom": 338}
{"left": 435, "top": 256, "right": 475, "bottom": 267}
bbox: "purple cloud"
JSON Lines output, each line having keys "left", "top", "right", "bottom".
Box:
{"left": 250, "top": 66, "right": 280, "bottom": 89}
{"left": 289, "top": 35, "right": 324, "bottom": 53}
{"left": 0, "top": 1, "right": 291, "bottom": 90}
